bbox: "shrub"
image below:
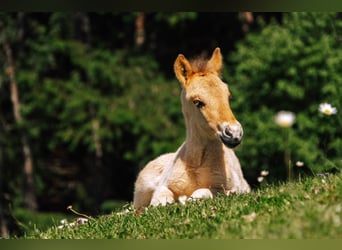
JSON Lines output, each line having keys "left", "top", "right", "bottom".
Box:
{"left": 226, "top": 13, "right": 342, "bottom": 184}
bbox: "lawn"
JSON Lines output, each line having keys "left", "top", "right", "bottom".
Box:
{"left": 23, "top": 172, "right": 342, "bottom": 239}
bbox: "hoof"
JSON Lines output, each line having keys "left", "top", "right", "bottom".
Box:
{"left": 190, "top": 188, "right": 213, "bottom": 200}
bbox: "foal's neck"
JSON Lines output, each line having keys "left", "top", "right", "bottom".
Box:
{"left": 181, "top": 128, "right": 225, "bottom": 168}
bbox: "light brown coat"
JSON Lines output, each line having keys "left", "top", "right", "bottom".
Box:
{"left": 133, "top": 48, "right": 250, "bottom": 210}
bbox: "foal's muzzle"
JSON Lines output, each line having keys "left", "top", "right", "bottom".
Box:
{"left": 219, "top": 123, "right": 243, "bottom": 148}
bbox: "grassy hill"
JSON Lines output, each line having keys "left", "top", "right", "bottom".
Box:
{"left": 23, "top": 172, "right": 342, "bottom": 239}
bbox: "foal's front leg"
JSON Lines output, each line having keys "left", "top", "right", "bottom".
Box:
{"left": 150, "top": 186, "right": 175, "bottom": 206}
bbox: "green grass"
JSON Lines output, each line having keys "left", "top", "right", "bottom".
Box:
{"left": 11, "top": 209, "right": 75, "bottom": 237}
{"left": 23, "top": 172, "right": 342, "bottom": 239}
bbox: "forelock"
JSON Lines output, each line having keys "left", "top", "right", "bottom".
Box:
{"left": 189, "top": 55, "right": 209, "bottom": 73}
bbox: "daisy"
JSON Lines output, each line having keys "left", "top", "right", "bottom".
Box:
{"left": 275, "top": 111, "right": 296, "bottom": 128}
{"left": 260, "top": 170, "right": 269, "bottom": 177}
{"left": 257, "top": 176, "right": 264, "bottom": 183}
{"left": 296, "top": 161, "right": 304, "bottom": 167}
{"left": 319, "top": 103, "right": 337, "bottom": 116}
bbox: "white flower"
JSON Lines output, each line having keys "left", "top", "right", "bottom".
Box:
{"left": 260, "top": 170, "right": 269, "bottom": 177}
{"left": 319, "top": 103, "right": 337, "bottom": 116}
{"left": 257, "top": 176, "right": 264, "bottom": 183}
{"left": 76, "top": 218, "right": 89, "bottom": 224}
{"left": 57, "top": 217, "right": 88, "bottom": 229}
{"left": 275, "top": 111, "right": 296, "bottom": 128}
{"left": 296, "top": 161, "right": 304, "bottom": 167}
{"left": 60, "top": 219, "right": 68, "bottom": 225}
{"left": 116, "top": 208, "right": 131, "bottom": 216}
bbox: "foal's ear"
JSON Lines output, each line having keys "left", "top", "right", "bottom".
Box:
{"left": 207, "top": 47, "right": 223, "bottom": 76}
{"left": 174, "top": 54, "right": 193, "bottom": 87}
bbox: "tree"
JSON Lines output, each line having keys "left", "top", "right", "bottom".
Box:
{"left": 1, "top": 13, "right": 290, "bottom": 231}
{"left": 1, "top": 13, "right": 37, "bottom": 211}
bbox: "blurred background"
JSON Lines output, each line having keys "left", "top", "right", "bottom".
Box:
{"left": 0, "top": 12, "right": 341, "bottom": 237}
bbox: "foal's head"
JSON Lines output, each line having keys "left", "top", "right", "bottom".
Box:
{"left": 174, "top": 47, "right": 243, "bottom": 148}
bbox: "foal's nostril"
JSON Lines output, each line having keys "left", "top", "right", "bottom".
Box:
{"left": 224, "top": 127, "right": 233, "bottom": 138}
{"left": 220, "top": 123, "right": 243, "bottom": 148}
{"left": 222, "top": 123, "right": 243, "bottom": 141}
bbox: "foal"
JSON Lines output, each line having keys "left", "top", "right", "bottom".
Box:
{"left": 133, "top": 48, "right": 250, "bottom": 210}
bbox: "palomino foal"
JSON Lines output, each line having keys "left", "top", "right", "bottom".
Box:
{"left": 133, "top": 48, "right": 250, "bottom": 210}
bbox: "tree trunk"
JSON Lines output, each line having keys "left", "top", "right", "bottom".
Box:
{"left": 76, "top": 12, "right": 104, "bottom": 162}
{"left": 3, "top": 42, "right": 38, "bottom": 211}
{"left": 75, "top": 12, "right": 104, "bottom": 207}
{"left": 0, "top": 145, "right": 9, "bottom": 238}
{"left": 240, "top": 12, "right": 254, "bottom": 34}
{"left": 135, "top": 12, "right": 145, "bottom": 47}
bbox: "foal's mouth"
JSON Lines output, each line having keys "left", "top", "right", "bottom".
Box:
{"left": 219, "top": 135, "right": 242, "bottom": 148}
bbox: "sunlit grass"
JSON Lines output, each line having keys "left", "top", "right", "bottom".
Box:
{"left": 23, "top": 172, "right": 342, "bottom": 239}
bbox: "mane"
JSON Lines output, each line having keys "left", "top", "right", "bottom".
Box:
{"left": 189, "top": 55, "right": 210, "bottom": 73}
{"left": 189, "top": 53, "right": 221, "bottom": 76}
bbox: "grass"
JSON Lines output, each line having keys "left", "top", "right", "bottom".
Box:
{"left": 11, "top": 208, "right": 75, "bottom": 237}
{"left": 22, "top": 172, "right": 342, "bottom": 239}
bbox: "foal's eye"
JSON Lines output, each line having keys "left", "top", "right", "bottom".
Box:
{"left": 193, "top": 100, "right": 205, "bottom": 109}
